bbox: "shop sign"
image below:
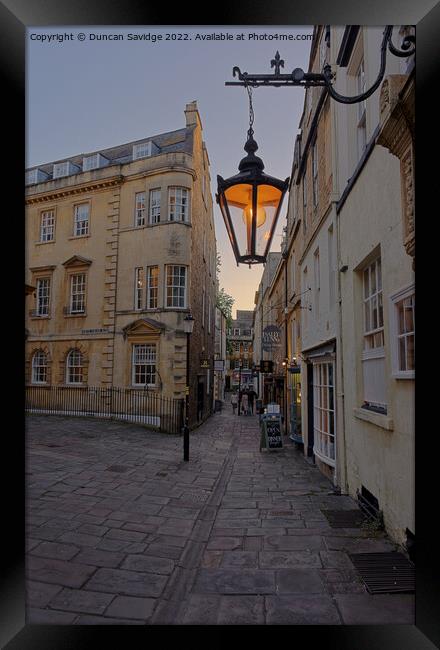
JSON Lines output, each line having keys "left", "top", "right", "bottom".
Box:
{"left": 262, "top": 325, "right": 282, "bottom": 351}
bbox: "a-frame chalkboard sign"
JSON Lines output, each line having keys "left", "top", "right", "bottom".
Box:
{"left": 260, "top": 415, "right": 283, "bottom": 451}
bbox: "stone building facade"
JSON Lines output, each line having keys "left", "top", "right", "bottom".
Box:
{"left": 226, "top": 310, "right": 255, "bottom": 391}
{"left": 254, "top": 25, "right": 415, "bottom": 548}
{"left": 25, "top": 101, "right": 217, "bottom": 427}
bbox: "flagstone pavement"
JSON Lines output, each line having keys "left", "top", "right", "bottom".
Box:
{"left": 26, "top": 408, "right": 414, "bottom": 625}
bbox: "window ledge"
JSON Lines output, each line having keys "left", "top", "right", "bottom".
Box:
{"left": 35, "top": 240, "right": 55, "bottom": 245}
{"left": 353, "top": 407, "right": 394, "bottom": 431}
{"left": 68, "top": 235, "right": 90, "bottom": 240}
{"left": 64, "top": 313, "right": 87, "bottom": 318}
{"left": 392, "top": 371, "right": 415, "bottom": 380}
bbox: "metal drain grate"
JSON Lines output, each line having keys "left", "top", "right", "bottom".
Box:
{"left": 321, "top": 509, "right": 366, "bottom": 528}
{"left": 349, "top": 552, "right": 415, "bottom": 594}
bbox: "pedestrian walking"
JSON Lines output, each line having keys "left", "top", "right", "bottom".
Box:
{"left": 248, "top": 388, "right": 256, "bottom": 414}
{"left": 231, "top": 391, "right": 238, "bottom": 415}
{"left": 241, "top": 391, "right": 249, "bottom": 416}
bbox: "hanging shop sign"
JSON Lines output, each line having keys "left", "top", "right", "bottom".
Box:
{"left": 262, "top": 325, "right": 282, "bottom": 352}
{"left": 214, "top": 360, "right": 225, "bottom": 371}
{"left": 200, "top": 359, "right": 210, "bottom": 369}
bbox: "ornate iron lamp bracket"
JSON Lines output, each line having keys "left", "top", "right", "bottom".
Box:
{"left": 226, "top": 26, "right": 415, "bottom": 104}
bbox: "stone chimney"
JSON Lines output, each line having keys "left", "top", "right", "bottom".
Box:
{"left": 185, "top": 101, "right": 202, "bottom": 129}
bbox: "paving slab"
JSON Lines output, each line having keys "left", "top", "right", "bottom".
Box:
{"left": 26, "top": 411, "right": 408, "bottom": 625}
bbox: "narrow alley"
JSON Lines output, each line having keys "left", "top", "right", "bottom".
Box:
{"left": 26, "top": 408, "right": 414, "bottom": 625}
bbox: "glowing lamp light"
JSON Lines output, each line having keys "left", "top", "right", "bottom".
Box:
{"left": 242, "top": 204, "right": 266, "bottom": 228}
{"left": 216, "top": 131, "right": 289, "bottom": 265}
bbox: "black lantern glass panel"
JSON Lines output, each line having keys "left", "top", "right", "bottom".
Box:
{"left": 217, "top": 133, "right": 289, "bottom": 265}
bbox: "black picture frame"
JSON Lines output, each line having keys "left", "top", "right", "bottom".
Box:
{"left": 2, "top": 0, "right": 437, "bottom": 647}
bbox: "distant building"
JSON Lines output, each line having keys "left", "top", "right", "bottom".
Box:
{"left": 226, "top": 310, "right": 255, "bottom": 391}
{"left": 214, "top": 306, "right": 228, "bottom": 404}
{"left": 25, "top": 101, "right": 217, "bottom": 427}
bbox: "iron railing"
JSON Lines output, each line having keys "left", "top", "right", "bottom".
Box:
{"left": 25, "top": 385, "right": 185, "bottom": 435}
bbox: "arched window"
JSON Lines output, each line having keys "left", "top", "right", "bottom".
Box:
{"left": 32, "top": 350, "right": 48, "bottom": 384}
{"left": 66, "top": 349, "right": 84, "bottom": 384}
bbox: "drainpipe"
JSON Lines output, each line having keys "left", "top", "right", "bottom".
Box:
{"left": 332, "top": 94, "right": 349, "bottom": 495}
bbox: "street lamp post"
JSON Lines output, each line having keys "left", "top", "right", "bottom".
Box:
{"left": 183, "top": 313, "right": 195, "bottom": 461}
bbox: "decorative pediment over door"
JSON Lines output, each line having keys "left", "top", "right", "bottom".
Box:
{"left": 62, "top": 255, "right": 93, "bottom": 268}
{"left": 122, "top": 318, "right": 166, "bottom": 340}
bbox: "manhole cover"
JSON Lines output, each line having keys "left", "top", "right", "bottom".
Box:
{"left": 106, "top": 465, "right": 128, "bottom": 473}
{"left": 349, "top": 552, "right": 415, "bottom": 594}
{"left": 321, "top": 509, "right": 366, "bottom": 528}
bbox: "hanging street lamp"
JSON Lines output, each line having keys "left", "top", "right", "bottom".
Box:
{"left": 217, "top": 26, "right": 415, "bottom": 266}
{"left": 216, "top": 86, "right": 289, "bottom": 266}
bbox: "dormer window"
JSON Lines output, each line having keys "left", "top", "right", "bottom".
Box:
{"left": 25, "top": 169, "right": 49, "bottom": 185}
{"left": 53, "top": 161, "right": 80, "bottom": 179}
{"left": 83, "top": 153, "right": 109, "bottom": 171}
{"left": 133, "top": 141, "right": 152, "bottom": 160}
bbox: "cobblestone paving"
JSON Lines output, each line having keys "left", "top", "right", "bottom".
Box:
{"left": 26, "top": 410, "right": 415, "bottom": 625}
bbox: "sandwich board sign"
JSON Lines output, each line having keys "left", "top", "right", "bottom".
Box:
{"left": 260, "top": 414, "right": 283, "bottom": 451}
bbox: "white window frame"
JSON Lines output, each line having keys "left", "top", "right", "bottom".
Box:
{"left": 233, "top": 328, "right": 240, "bottom": 336}
{"left": 361, "top": 255, "right": 386, "bottom": 411}
{"left": 134, "top": 267, "right": 144, "bottom": 310}
{"left": 147, "top": 266, "right": 159, "bottom": 309}
{"left": 53, "top": 162, "right": 70, "bottom": 179}
{"left": 134, "top": 192, "right": 146, "bottom": 227}
{"left": 133, "top": 141, "right": 152, "bottom": 160}
{"left": 74, "top": 203, "right": 89, "bottom": 237}
{"left": 168, "top": 187, "right": 190, "bottom": 222}
{"left": 165, "top": 265, "right": 187, "bottom": 309}
{"left": 132, "top": 343, "right": 157, "bottom": 387}
{"left": 70, "top": 273, "right": 86, "bottom": 314}
{"left": 32, "top": 350, "right": 48, "bottom": 384}
{"left": 36, "top": 277, "right": 51, "bottom": 317}
{"left": 363, "top": 256, "right": 384, "bottom": 351}
{"left": 40, "top": 210, "right": 55, "bottom": 242}
{"left": 312, "top": 360, "right": 336, "bottom": 466}
{"left": 149, "top": 189, "right": 161, "bottom": 224}
{"left": 66, "top": 349, "right": 84, "bottom": 385}
{"left": 389, "top": 284, "right": 415, "bottom": 379}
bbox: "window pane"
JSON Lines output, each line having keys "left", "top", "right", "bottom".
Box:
{"left": 399, "top": 337, "right": 406, "bottom": 371}
{"left": 371, "top": 262, "right": 376, "bottom": 294}
{"left": 406, "top": 334, "right": 415, "bottom": 370}
{"left": 378, "top": 292, "right": 383, "bottom": 328}
{"left": 363, "top": 269, "right": 369, "bottom": 299}
{"left": 372, "top": 295, "right": 378, "bottom": 330}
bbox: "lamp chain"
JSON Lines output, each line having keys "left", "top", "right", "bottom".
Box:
{"left": 246, "top": 83, "right": 254, "bottom": 137}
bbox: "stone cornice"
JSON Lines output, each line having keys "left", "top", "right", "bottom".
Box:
{"left": 25, "top": 163, "right": 197, "bottom": 206}
{"left": 25, "top": 176, "right": 124, "bottom": 205}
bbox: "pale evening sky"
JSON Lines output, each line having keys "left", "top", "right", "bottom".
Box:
{"left": 27, "top": 26, "right": 313, "bottom": 318}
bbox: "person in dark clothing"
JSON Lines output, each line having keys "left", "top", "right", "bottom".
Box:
{"left": 247, "top": 389, "right": 257, "bottom": 414}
